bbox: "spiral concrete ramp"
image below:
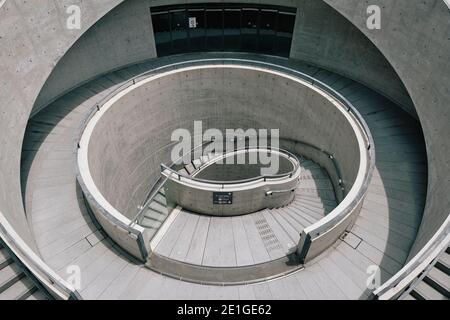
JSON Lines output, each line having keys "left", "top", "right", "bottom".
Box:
{"left": 18, "top": 54, "right": 425, "bottom": 299}
{"left": 0, "top": 0, "right": 449, "bottom": 300}
{"left": 0, "top": 240, "right": 49, "bottom": 300}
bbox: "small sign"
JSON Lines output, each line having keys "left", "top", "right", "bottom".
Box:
{"left": 213, "top": 192, "right": 233, "bottom": 205}
{"left": 189, "top": 17, "right": 197, "bottom": 29}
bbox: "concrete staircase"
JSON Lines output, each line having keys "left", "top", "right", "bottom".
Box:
{"left": 0, "top": 241, "right": 49, "bottom": 300}
{"left": 138, "top": 188, "right": 170, "bottom": 237}
{"left": 177, "top": 154, "right": 214, "bottom": 177}
{"left": 403, "top": 246, "right": 450, "bottom": 300}
{"left": 18, "top": 56, "right": 429, "bottom": 299}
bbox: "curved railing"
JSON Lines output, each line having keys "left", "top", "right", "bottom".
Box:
{"left": 373, "top": 214, "right": 450, "bottom": 299}
{"left": 130, "top": 137, "right": 343, "bottom": 226}
{"left": 159, "top": 146, "right": 302, "bottom": 216}
{"left": 76, "top": 57, "right": 375, "bottom": 266}
{"left": 161, "top": 146, "right": 301, "bottom": 187}
{"left": 129, "top": 140, "right": 213, "bottom": 227}
{"left": 444, "top": 0, "right": 450, "bottom": 9}
{"left": 0, "top": 216, "right": 81, "bottom": 300}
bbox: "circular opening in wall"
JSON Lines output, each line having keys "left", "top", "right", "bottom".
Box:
{"left": 76, "top": 59, "right": 374, "bottom": 284}
{"left": 193, "top": 149, "right": 295, "bottom": 181}
{"left": 162, "top": 147, "right": 302, "bottom": 217}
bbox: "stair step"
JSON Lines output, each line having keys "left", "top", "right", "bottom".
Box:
{"left": 185, "top": 163, "right": 195, "bottom": 175}
{"left": 140, "top": 216, "right": 163, "bottom": 229}
{"left": 412, "top": 280, "right": 448, "bottom": 300}
{"left": 0, "top": 263, "right": 25, "bottom": 294}
{"left": 18, "top": 286, "right": 39, "bottom": 300}
{"left": 424, "top": 267, "right": 450, "bottom": 298}
{"left": 143, "top": 209, "right": 167, "bottom": 222}
{"left": 178, "top": 168, "right": 189, "bottom": 176}
{"left": 0, "top": 277, "right": 35, "bottom": 300}
{"left": 147, "top": 201, "right": 168, "bottom": 215}
{"left": 436, "top": 252, "right": 450, "bottom": 275}
{"left": 153, "top": 193, "right": 167, "bottom": 205}
{"left": 0, "top": 248, "right": 13, "bottom": 270}
{"left": 192, "top": 159, "right": 202, "bottom": 169}
{"left": 200, "top": 156, "right": 209, "bottom": 164}
{"left": 402, "top": 293, "right": 417, "bottom": 300}
{"left": 26, "top": 290, "right": 49, "bottom": 300}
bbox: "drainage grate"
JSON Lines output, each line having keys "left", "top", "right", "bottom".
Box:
{"left": 254, "top": 216, "right": 283, "bottom": 253}
{"left": 340, "top": 231, "right": 363, "bottom": 249}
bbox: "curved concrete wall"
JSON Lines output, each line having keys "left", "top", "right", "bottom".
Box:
{"left": 34, "top": 0, "right": 414, "bottom": 117}
{"left": 290, "top": 0, "right": 414, "bottom": 116}
{"left": 86, "top": 65, "right": 361, "bottom": 219}
{"left": 0, "top": 0, "right": 447, "bottom": 280}
{"left": 33, "top": 0, "right": 157, "bottom": 115}
{"left": 0, "top": 0, "right": 123, "bottom": 252}
{"left": 323, "top": 0, "right": 450, "bottom": 259}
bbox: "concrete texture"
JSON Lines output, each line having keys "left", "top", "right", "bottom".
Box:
{"left": 85, "top": 65, "right": 361, "bottom": 221}
{"left": 33, "top": 0, "right": 157, "bottom": 115}
{"left": 290, "top": 0, "right": 414, "bottom": 116}
{"left": 33, "top": 0, "right": 415, "bottom": 119}
{"left": 0, "top": 0, "right": 416, "bottom": 255}
{"left": 0, "top": 240, "right": 48, "bottom": 300}
{"left": 162, "top": 148, "right": 301, "bottom": 216}
{"left": 155, "top": 157, "right": 335, "bottom": 269}
{"left": 323, "top": 0, "right": 450, "bottom": 262}
{"left": 20, "top": 54, "right": 427, "bottom": 299}
{"left": 0, "top": 0, "right": 446, "bottom": 298}
{"left": 0, "top": 0, "right": 123, "bottom": 254}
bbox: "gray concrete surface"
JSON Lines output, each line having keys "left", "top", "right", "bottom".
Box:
{"left": 0, "top": 0, "right": 123, "bottom": 254}
{"left": 33, "top": 0, "right": 157, "bottom": 115}
{"left": 86, "top": 64, "right": 361, "bottom": 221}
{"left": 323, "top": 0, "right": 450, "bottom": 262}
{"left": 155, "top": 157, "right": 335, "bottom": 268}
{"left": 163, "top": 148, "right": 301, "bottom": 216}
{"left": 0, "top": 0, "right": 425, "bottom": 260}
{"left": 0, "top": 240, "right": 48, "bottom": 300}
{"left": 34, "top": 0, "right": 415, "bottom": 118}
{"left": 0, "top": 0, "right": 446, "bottom": 299}
{"left": 21, "top": 55, "right": 427, "bottom": 299}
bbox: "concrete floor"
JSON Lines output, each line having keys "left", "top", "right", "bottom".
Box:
{"left": 155, "top": 158, "right": 335, "bottom": 268}
{"left": 20, "top": 54, "right": 427, "bottom": 300}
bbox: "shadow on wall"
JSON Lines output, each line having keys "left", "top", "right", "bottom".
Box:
{"left": 20, "top": 59, "right": 160, "bottom": 219}
{"left": 20, "top": 54, "right": 428, "bottom": 299}
{"left": 322, "top": 81, "right": 428, "bottom": 299}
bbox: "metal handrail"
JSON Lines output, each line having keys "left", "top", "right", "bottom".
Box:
{"left": 266, "top": 180, "right": 302, "bottom": 196}
{"left": 128, "top": 175, "right": 171, "bottom": 227}
{"left": 78, "top": 58, "right": 373, "bottom": 231}
{"left": 373, "top": 214, "right": 450, "bottom": 299}
{"left": 77, "top": 58, "right": 373, "bottom": 155}
{"left": 166, "top": 139, "right": 215, "bottom": 169}
{"left": 130, "top": 145, "right": 300, "bottom": 227}
{"left": 77, "top": 56, "right": 374, "bottom": 268}
{"left": 161, "top": 146, "right": 301, "bottom": 186}
{"left": 0, "top": 217, "right": 80, "bottom": 300}
{"left": 129, "top": 140, "right": 215, "bottom": 226}
{"left": 74, "top": 55, "right": 450, "bottom": 299}
{"left": 443, "top": 0, "right": 450, "bottom": 10}
{"left": 135, "top": 140, "right": 179, "bottom": 209}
